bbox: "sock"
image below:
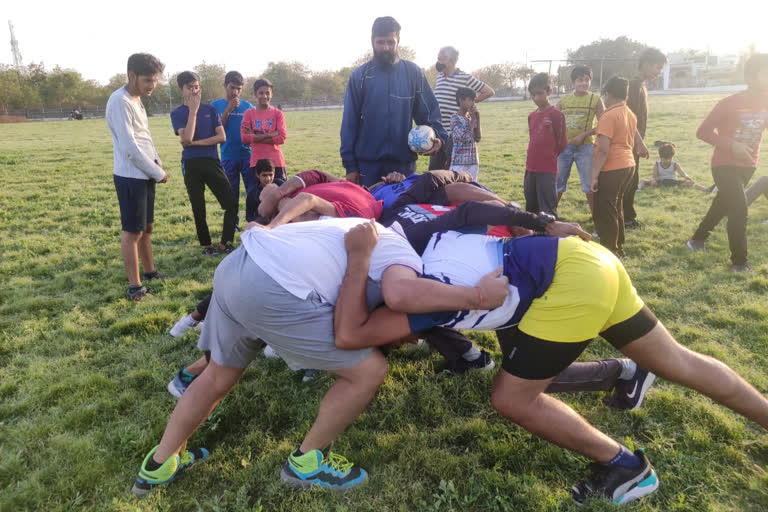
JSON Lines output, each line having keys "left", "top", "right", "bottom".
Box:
{"left": 180, "top": 368, "right": 197, "bottom": 383}
{"left": 293, "top": 447, "right": 304, "bottom": 457}
{"left": 607, "top": 445, "right": 642, "bottom": 469}
{"left": 461, "top": 346, "right": 481, "bottom": 361}
{"left": 619, "top": 359, "right": 637, "bottom": 380}
{"left": 145, "top": 456, "right": 163, "bottom": 471}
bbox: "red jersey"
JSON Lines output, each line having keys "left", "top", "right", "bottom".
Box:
{"left": 526, "top": 106, "right": 568, "bottom": 174}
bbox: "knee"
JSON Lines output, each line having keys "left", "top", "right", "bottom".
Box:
{"left": 144, "top": 223, "right": 153, "bottom": 235}
{"left": 491, "top": 387, "right": 533, "bottom": 424}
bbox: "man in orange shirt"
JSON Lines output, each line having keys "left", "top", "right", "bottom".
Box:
{"left": 590, "top": 77, "right": 643, "bottom": 256}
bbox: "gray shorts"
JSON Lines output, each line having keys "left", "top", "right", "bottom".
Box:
{"left": 197, "top": 247, "right": 373, "bottom": 371}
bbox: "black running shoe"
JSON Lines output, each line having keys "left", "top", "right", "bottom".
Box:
{"left": 571, "top": 449, "right": 659, "bottom": 505}
{"left": 604, "top": 368, "right": 656, "bottom": 410}
{"left": 126, "top": 285, "right": 150, "bottom": 301}
{"left": 445, "top": 350, "right": 495, "bottom": 375}
{"left": 143, "top": 270, "right": 167, "bottom": 281}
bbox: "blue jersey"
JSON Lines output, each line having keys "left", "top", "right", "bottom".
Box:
{"left": 370, "top": 174, "right": 421, "bottom": 209}
{"left": 170, "top": 104, "right": 221, "bottom": 161}
{"left": 211, "top": 98, "right": 252, "bottom": 161}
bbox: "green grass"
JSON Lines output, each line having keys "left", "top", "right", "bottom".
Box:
{"left": 1, "top": 95, "right": 768, "bottom": 511}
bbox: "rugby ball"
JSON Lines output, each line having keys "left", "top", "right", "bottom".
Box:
{"left": 408, "top": 125, "right": 435, "bottom": 153}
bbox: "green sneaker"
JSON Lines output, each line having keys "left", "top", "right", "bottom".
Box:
{"left": 280, "top": 448, "right": 367, "bottom": 492}
{"left": 131, "top": 444, "right": 209, "bottom": 498}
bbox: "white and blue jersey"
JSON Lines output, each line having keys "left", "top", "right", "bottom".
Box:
{"left": 407, "top": 232, "right": 558, "bottom": 332}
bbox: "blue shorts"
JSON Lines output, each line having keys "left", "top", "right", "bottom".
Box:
{"left": 557, "top": 144, "right": 593, "bottom": 194}
{"left": 114, "top": 175, "right": 155, "bottom": 232}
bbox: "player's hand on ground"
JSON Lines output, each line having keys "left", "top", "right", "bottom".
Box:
{"left": 731, "top": 141, "right": 754, "bottom": 161}
{"left": 475, "top": 266, "right": 509, "bottom": 309}
{"left": 422, "top": 137, "right": 443, "bottom": 156}
{"left": 344, "top": 220, "right": 379, "bottom": 256}
{"left": 258, "top": 183, "right": 282, "bottom": 218}
{"left": 545, "top": 221, "right": 591, "bottom": 241}
{"left": 382, "top": 171, "right": 406, "bottom": 184}
{"left": 346, "top": 171, "right": 361, "bottom": 184}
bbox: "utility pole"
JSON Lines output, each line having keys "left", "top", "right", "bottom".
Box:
{"left": 9, "top": 20, "right": 23, "bottom": 70}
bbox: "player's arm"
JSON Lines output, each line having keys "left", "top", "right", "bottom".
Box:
{"left": 675, "top": 163, "right": 693, "bottom": 181}
{"left": 184, "top": 125, "right": 226, "bottom": 147}
{"left": 590, "top": 134, "right": 611, "bottom": 192}
{"left": 475, "top": 83, "right": 494, "bottom": 103}
{"left": 267, "top": 192, "right": 337, "bottom": 228}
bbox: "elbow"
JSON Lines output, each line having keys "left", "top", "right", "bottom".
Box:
{"left": 181, "top": 136, "right": 193, "bottom": 146}
{"left": 382, "top": 280, "right": 410, "bottom": 312}
{"left": 334, "top": 327, "right": 357, "bottom": 349}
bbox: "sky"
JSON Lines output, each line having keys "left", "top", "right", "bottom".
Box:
{"left": 5, "top": 0, "right": 768, "bottom": 84}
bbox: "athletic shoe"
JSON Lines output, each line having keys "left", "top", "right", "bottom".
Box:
{"left": 126, "top": 285, "right": 150, "bottom": 302}
{"left": 131, "top": 444, "right": 209, "bottom": 498}
{"left": 603, "top": 368, "right": 656, "bottom": 410}
{"left": 707, "top": 184, "right": 718, "bottom": 194}
{"left": 202, "top": 246, "right": 218, "bottom": 256}
{"left": 143, "top": 270, "right": 166, "bottom": 281}
{"left": 219, "top": 242, "right": 236, "bottom": 254}
{"left": 169, "top": 315, "right": 199, "bottom": 337}
{"left": 263, "top": 345, "right": 280, "bottom": 359}
{"left": 686, "top": 239, "right": 706, "bottom": 252}
{"left": 302, "top": 369, "right": 320, "bottom": 382}
{"left": 729, "top": 263, "right": 752, "bottom": 273}
{"left": 571, "top": 449, "right": 659, "bottom": 505}
{"left": 167, "top": 369, "right": 198, "bottom": 399}
{"left": 280, "top": 449, "right": 367, "bottom": 492}
{"left": 446, "top": 350, "right": 495, "bottom": 375}
{"left": 624, "top": 219, "right": 641, "bottom": 229}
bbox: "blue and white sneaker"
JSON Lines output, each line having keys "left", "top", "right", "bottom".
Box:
{"left": 572, "top": 449, "right": 659, "bottom": 505}
{"left": 604, "top": 367, "right": 656, "bottom": 410}
{"left": 167, "top": 369, "right": 198, "bottom": 399}
{"left": 280, "top": 449, "right": 367, "bottom": 492}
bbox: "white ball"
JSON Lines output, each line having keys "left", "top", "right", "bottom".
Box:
{"left": 408, "top": 125, "right": 436, "bottom": 153}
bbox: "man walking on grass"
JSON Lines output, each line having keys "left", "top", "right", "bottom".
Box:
{"left": 106, "top": 53, "right": 168, "bottom": 301}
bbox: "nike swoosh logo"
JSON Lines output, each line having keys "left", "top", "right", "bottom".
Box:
{"left": 626, "top": 381, "right": 639, "bottom": 399}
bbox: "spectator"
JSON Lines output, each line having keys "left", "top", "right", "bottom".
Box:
{"left": 430, "top": 46, "right": 494, "bottom": 170}
{"left": 106, "top": 53, "right": 168, "bottom": 301}
{"left": 450, "top": 87, "right": 482, "bottom": 180}
{"left": 241, "top": 78, "right": 288, "bottom": 182}
{"left": 211, "top": 71, "right": 254, "bottom": 228}
{"left": 171, "top": 71, "right": 237, "bottom": 255}
{"left": 340, "top": 16, "right": 446, "bottom": 188}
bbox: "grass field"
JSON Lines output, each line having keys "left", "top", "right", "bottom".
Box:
{"left": 1, "top": 95, "right": 768, "bottom": 512}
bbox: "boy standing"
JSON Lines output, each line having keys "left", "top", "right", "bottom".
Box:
{"left": 688, "top": 54, "right": 768, "bottom": 271}
{"left": 171, "top": 71, "right": 238, "bottom": 255}
{"left": 556, "top": 65, "right": 604, "bottom": 211}
{"left": 106, "top": 53, "right": 168, "bottom": 301}
{"left": 623, "top": 48, "right": 665, "bottom": 228}
{"left": 450, "top": 87, "right": 482, "bottom": 180}
{"left": 211, "top": 71, "right": 253, "bottom": 228}
{"left": 524, "top": 73, "right": 567, "bottom": 217}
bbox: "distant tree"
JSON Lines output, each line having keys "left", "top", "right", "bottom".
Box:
{"left": 472, "top": 64, "right": 506, "bottom": 93}
{"left": 107, "top": 73, "right": 127, "bottom": 91}
{"left": 262, "top": 61, "right": 311, "bottom": 102}
{"left": 422, "top": 65, "right": 438, "bottom": 88}
{"left": 566, "top": 36, "right": 651, "bottom": 88}
{"left": 0, "top": 66, "right": 24, "bottom": 111}
{"left": 39, "top": 67, "right": 83, "bottom": 107}
{"left": 193, "top": 62, "right": 226, "bottom": 103}
{"left": 308, "top": 71, "right": 346, "bottom": 100}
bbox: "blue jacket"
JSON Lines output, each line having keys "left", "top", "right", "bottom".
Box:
{"left": 340, "top": 59, "right": 447, "bottom": 176}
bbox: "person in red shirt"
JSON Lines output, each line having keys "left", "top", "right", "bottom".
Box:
{"left": 256, "top": 170, "right": 384, "bottom": 228}
{"left": 688, "top": 54, "right": 768, "bottom": 271}
{"left": 524, "top": 73, "right": 567, "bottom": 217}
{"left": 240, "top": 78, "right": 288, "bottom": 181}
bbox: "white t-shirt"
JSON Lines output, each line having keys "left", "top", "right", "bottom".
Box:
{"left": 420, "top": 231, "right": 520, "bottom": 330}
{"left": 106, "top": 86, "right": 165, "bottom": 181}
{"left": 241, "top": 217, "right": 422, "bottom": 304}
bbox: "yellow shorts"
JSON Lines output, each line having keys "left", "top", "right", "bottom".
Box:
{"left": 518, "top": 237, "right": 644, "bottom": 343}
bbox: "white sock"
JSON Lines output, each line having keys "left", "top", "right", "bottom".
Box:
{"left": 619, "top": 359, "right": 637, "bottom": 380}
{"left": 462, "top": 346, "right": 481, "bottom": 361}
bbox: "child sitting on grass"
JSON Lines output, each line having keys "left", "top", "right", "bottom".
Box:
{"left": 639, "top": 142, "right": 711, "bottom": 191}
{"left": 245, "top": 159, "right": 285, "bottom": 223}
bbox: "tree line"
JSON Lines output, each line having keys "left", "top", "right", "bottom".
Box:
{"left": 3, "top": 36, "right": 711, "bottom": 114}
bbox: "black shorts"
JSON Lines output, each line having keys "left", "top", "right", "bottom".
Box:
{"left": 114, "top": 175, "right": 156, "bottom": 232}
{"left": 497, "top": 305, "right": 658, "bottom": 380}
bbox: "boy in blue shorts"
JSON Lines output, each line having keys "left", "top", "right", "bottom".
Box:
{"left": 171, "top": 71, "right": 238, "bottom": 255}
{"left": 211, "top": 71, "right": 253, "bottom": 229}
{"left": 106, "top": 53, "right": 169, "bottom": 301}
